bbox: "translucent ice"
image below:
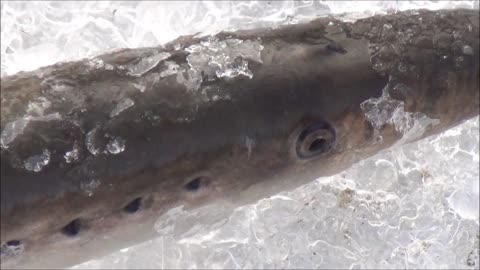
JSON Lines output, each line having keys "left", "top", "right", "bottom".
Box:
{"left": 0, "top": 112, "right": 61, "bottom": 149}
{"left": 24, "top": 149, "right": 51, "bottom": 172}
{"left": 110, "top": 98, "right": 134, "bottom": 117}
{"left": 64, "top": 142, "right": 81, "bottom": 163}
{"left": 185, "top": 38, "right": 263, "bottom": 80}
{"left": 106, "top": 137, "right": 126, "bottom": 155}
{"left": 126, "top": 52, "right": 171, "bottom": 77}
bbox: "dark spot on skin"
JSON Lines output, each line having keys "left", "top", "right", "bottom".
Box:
{"left": 62, "top": 219, "right": 82, "bottom": 236}
{"left": 185, "top": 177, "right": 202, "bottom": 191}
{"left": 123, "top": 197, "right": 142, "bottom": 213}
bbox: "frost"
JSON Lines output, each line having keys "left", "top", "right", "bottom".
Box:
{"left": 127, "top": 52, "right": 171, "bottom": 77}
{"left": 110, "top": 98, "right": 134, "bottom": 117}
{"left": 24, "top": 149, "right": 51, "bottom": 172}
{"left": 106, "top": 137, "right": 125, "bottom": 155}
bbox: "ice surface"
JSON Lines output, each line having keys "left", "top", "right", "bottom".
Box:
{"left": 1, "top": 1, "right": 478, "bottom": 269}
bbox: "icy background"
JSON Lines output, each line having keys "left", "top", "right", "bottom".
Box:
{"left": 1, "top": 1, "right": 479, "bottom": 269}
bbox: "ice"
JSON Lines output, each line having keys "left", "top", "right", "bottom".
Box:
{"left": 106, "top": 137, "right": 126, "bottom": 155}
{"left": 361, "top": 81, "right": 441, "bottom": 145}
{"left": 0, "top": 112, "right": 61, "bottom": 149}
{"left": 85, "top": 127, "right": 101, "bottom": 156}
{"left": 23, "top": 149, "right": 51, "bottom": 172}
{"left": 1, "top": 1, "right": 478, "bottom": 270}
{"left": 0, "top": 118, "right": 29, "bottom": 148}
{"left": 126, "top": 52, "right": 171, "bottom": 77}
{"left": 185, "top": 38, "right": 263, "bottom": 80}
{"left": 110, "top": 98, "right": 134, "bottom": 117}
{"left": 64, "top": 142, "right": 81, "bottom": 164}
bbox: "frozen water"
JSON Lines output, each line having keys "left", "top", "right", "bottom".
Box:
{"left": 64, "top": 142, "right": 81, "bottom": 164}
{"left": 126, "top": 52, "right": 171, "bottom": 77}
{"left": 23, "top": 149, "right": 51, "bottom": 172}
{"left": 361, "top": 81, "right": 441, "bottom": 145}
{"left": 106, "top": 137, "right": 126, "bottom": 155}
{"left": 185, "top": 38, "right": 263, "bottom": 80}
{"left": 1, "top": 1, "right": 478, "bottom": 269}
{"left": 85, "top": 127, "right": 101, "bottom": 156}
{"left": 0, "top": 112, "right": 61, "bottom": 149}
{"left": 110, "top": 98, "right": 135, "bottom": 117}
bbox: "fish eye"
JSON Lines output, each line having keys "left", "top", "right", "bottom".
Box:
{"left": 296, "top": 121, "right": 335, "bottom": 159}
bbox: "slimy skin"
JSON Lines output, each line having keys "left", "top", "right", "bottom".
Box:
{"left": 1, "top": 9, "right": 478, "bottom": 269}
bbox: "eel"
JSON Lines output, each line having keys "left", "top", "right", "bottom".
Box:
{"left": 0, "top": 8, "right": 478, "bottom": 269}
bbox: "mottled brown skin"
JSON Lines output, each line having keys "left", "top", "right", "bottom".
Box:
{"left": 1, "top": 9, "right": 478, "bottom": 269}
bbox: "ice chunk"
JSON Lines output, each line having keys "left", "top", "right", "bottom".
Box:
{"left": 127, "top": 52, "right": 171, "bottom": 77}
{"left": 360, "top": 82, "right": 439, "bottom": 145}
{"left": 64, "top": 142, "right": 81, "bottom": 163}
{"left": 0, "top": 113, "right": 61, "bottom": 149}
{"left": 110, "top": 98, "right": 134, "bottom": 117}
{"left": 85, "top": 127, "right": 101, "bottom": 156}
{"left": 185, "top": 38, "right": 263, "bottom": 80}
{"left": 106, "top": 137, "right": 125, "bottom": 154}
{"left": 0, "top": 118, "right": 29, "bottom": 149}
{"left": 24, "top": 149, "right": 51, "bottom": 172}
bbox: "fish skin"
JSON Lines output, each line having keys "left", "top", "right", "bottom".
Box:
{"left": 0, "top": 9, "right": 478, "bottom": 269}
